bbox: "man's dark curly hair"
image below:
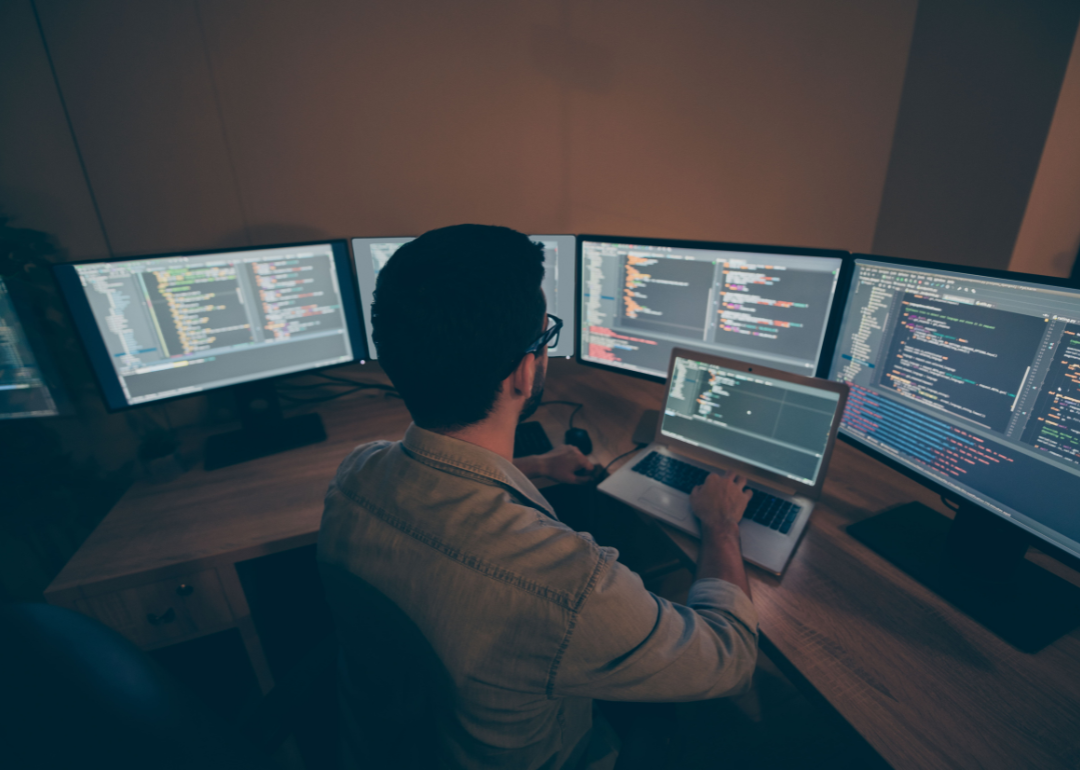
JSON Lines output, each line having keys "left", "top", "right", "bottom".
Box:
{"left": 372, "top": 224, "right": 546, "bottom": 431}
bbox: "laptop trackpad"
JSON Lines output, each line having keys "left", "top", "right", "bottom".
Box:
{"left": 639, "top": 487, "right": 692, "bottom": 522}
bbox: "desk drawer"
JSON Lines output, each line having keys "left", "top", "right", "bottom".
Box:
{"left": 75, "top": 569, "right": 235, "bottom": 649}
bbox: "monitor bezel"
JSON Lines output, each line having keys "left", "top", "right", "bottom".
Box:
{"left": 574, "top": 234, "right": 853, "bottom": 383}
{"left": 352, "top": 233, "right": 580, "bottom": 361}
{"left": 0, "top": 275, "right": 69, "bottom": 419}
{"left": 349, "top": 235, "right": 418, "bottom": 360}
{"left": 661, "top": 346, "right": 849, "bottom": 498}
{"left": 53, "top": 239, "right": 367, "bottom": 412}
{"left": 831, "top": 253, "right": 1080, "bottom": 571}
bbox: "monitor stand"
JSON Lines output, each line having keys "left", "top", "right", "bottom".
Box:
{"left": 848, "top": 501, "right": 1080, "bottom": 653}
{"left": 204, "top": 381, "right": 327, "bottom": 471}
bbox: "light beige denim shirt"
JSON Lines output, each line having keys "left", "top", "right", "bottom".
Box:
{"left": 318, "top": 424, "right": 758, "bottom": 770}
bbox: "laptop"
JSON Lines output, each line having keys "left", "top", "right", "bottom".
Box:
{"left": 599, "top": 348, "right": 849, "bottom": 575}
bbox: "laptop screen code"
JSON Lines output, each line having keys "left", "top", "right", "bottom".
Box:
{"left": 661, "top": 356, "right": 841, "bottom": 485}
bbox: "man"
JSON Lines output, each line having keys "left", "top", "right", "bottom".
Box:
{"left": 318, "top": 225, "right": 757, "bottom": 770}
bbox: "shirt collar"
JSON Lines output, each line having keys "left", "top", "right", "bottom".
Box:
{"left": 401, "top": 423, "right": 557, "bottom": 518}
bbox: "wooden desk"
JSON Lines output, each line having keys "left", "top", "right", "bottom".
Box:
{"left": 46, "top": 360, "right": 1080, "bottom": 769}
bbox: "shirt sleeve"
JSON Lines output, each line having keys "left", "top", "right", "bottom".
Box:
{"left": 549, "top": 555, "right": 759, "bottom": 702}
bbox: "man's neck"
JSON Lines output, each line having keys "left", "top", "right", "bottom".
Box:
{"left": 437, "top": 409, "right": 519, "bottom": 462}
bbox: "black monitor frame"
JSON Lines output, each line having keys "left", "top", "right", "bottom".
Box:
{"left": 574, "top": 234, "right": 853, "bottom": 383}
{"left": 832, "top": 253, "right": 1080, "bottom": 572}
{"left": 54, "top": 240, "right": 367, "bottom": 470}
{"left": 53, "top": 239, "right": 367, "bottom": 413}
{"left": 0, "top": 275, "right": 69, "bottom": 419}
{"left": 351, "top": 233, "right": 580, "bottom": 361}
{"left": 830, "top": 253, "right": 1080, "bottom": 651}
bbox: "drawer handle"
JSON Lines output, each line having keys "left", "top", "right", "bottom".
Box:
{"left": 176, "top": 584, "right": 194, "bottom": 597}
{"left": 147, "top": 608, "right": 176, "bottom": 626}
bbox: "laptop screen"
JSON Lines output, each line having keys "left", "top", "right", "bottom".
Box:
{"left": 661, "top": 355, "right": 842, "bottom": 486}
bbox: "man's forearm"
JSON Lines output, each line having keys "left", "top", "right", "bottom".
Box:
{"left": 695, "top": 526, "right": 751, "bottom": 599}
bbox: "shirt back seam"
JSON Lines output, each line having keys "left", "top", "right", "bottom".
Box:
{"left": 545, "top": 550, "right": 611, "bottom": 699}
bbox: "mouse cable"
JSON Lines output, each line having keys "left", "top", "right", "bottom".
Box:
{"left": 604, "top": 443, "right": 647, "bottom": 475}
{"left": 539, "top": 400, "right": 584, "bottom": 429}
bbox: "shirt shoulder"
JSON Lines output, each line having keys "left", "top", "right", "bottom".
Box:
{"left": 323, "top": 438, "right": 618, "bottom": 609}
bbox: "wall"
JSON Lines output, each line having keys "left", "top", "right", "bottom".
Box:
{"left": 1009, "top": 21, "right": 1080, "bottom": 279}
{"left": 872, "top": 0, "right": 1080, "bottom": 270}
{"left": 8, "top": 0, "right": 919, "bottom": 262}
{"left": 0, "top": 0, "right": 108, "bottom": 258}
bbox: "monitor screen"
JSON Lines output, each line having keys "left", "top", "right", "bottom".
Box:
{"left": 54, "top": 241, "right": 365, "bottom": 409}
{"left": 829, "top": 257, "right": 1080, "bottom": 560}
{"left": 352, "top": 234, "right": 578, "bottom": 359}
{"left": 661, "top": 355, "right": 842, "bottom": 486}
{"left": 0, "top": 277, "right": 61, "bottom": 419}
{"left": 579, "top": 237, "right": 846, "bottom": 379}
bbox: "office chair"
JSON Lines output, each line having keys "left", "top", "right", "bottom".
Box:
{"left": 0, "top": 603, "right": 337, "bottom": 770}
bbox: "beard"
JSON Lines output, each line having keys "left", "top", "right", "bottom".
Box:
{"left": 518, "top": 356, "right": 547, "bottom": 422}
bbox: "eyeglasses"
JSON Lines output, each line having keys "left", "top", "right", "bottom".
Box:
{"left": 523, "top": 314, "right": 563, "bottom": 356}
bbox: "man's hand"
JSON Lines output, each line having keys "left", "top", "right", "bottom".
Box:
{"left": 691, "top": 472, "right": 753, "bottom": 599}
{"left": 515, "top": 444, "right": 595, "bottom": 484}
{"left": 690, "top": 472, "right": 753, "bottom": 538}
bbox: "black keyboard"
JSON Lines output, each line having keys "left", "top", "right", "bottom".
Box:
{"left": 631, "top": 451, "right": 801, "bottom": 534}
{"left": 743, "top": 489, "right": 800, "bottom": 534}
{"left": 632, "top": 452, "right": 709, "bottom": 493}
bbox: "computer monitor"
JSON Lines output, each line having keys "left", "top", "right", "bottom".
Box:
{"left": 0, "top": 276, "right": 62, "bottom": 419}
{"left": 54, "top": 241, "right": 366, "bottom": 468}
{"left": 577, "top": 236, "right": 850, "bottom": 380}
{"left": 351, "top": 234, "right": 578, "bottom": 359}
{"left": 828, "top": 255, "right": 1080, "bottom": 650}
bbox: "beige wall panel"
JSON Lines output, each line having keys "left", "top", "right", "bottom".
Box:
{"left": 35, "top": 0, "right": 248, "bottom": 257}
{"left": 564, "top": 0, "right": 917, "bottom": 249}
{"left": 1009, "top": 23, "right": 1080, "bottom": 279}
{"left": 0, "top": 0, "right": 109, "bottom": 259}
{"left": 199, "top": 0, "right": 916, "bottom": 251}
{"left": 198, "top": 0, "right": 565, "bottom": 243}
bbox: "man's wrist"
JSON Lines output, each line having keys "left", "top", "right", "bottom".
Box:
{"left": 700, "top": 521, "right": 742, "bottom": 546}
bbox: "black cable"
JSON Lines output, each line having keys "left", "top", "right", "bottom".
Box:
{"left": 158, "top": 404, "right": 174, "bottom": 432}
{"left": 940, "top": 494, "right": 960, "bottom": 512}
{"left": 539, "top": 400, "right": 584, "bottom": 429}
{"left": 277, "top": 381, "right": 360, "bottom": 390}
{"left": 279, "top": 388, "right": 391, "bottom": 406}
{"left": 276, "top": 372, "right": 398, "bottom": 397}
{"left": 604, "top": 443, "right": 647, "bottom": 474}
{"left": 277, "top": 380, "right": 399, "bottom": 406}
{"left": 313, "top": 372, "right": 397, "bottom": 391}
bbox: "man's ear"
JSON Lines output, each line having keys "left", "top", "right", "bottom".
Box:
{"left": 508, "top": 353, "right": 536, "bottom": 398}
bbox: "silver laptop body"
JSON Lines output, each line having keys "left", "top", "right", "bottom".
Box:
{"left": 599, "top": 348, "right": 848, "bottom": 576}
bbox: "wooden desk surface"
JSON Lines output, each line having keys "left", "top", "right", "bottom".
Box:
{"left": 46, "top": 384, "right": 411, "bottom": 602}
{"left": 47, "top": 360, "right": 1080, "bottom": 769}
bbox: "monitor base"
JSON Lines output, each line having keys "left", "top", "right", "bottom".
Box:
{"left": 848, "top": 502, "right": 1080, "bottom": 653}
{"left": 204, "top": 413, "right": 327, "bottom": 471}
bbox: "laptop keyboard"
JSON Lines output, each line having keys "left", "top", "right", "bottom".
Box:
{"left": 631, "top": 451, "right": 801, "bottom": 534}
{"left": 632, "top": 452, "right": 709, "bottom": 493}
{"left": 744, "top": 490, "right": 801, "bottom": 534}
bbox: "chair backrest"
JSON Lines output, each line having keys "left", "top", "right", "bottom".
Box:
{"left": 0, "top": 602, "right": 261, "bottom": 770}
{"left": 319, "top": 563, "right": 451, "bottom": 769}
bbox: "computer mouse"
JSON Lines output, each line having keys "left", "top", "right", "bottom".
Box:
{"left": 564, "top": 427, "right": 593, "bottom": 456}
